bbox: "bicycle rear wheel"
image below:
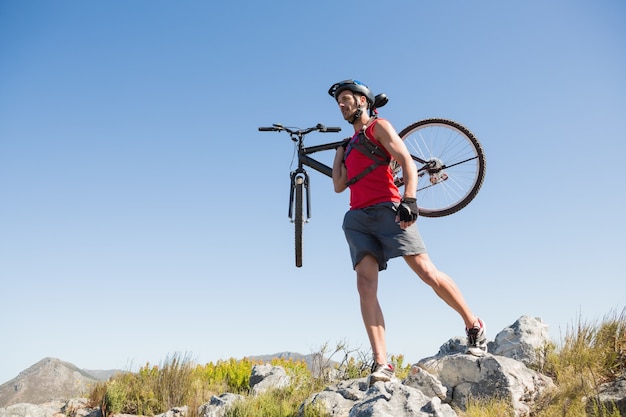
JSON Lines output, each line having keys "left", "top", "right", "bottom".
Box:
{"left": 294, "top": 177, "right": 304, "bottom": 267}
{"left": 393, "top": 118, "right": 486, "bottom": 217}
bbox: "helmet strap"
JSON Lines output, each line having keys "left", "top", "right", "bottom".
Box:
{"left": 348, "top": 93, "right": 366, "bottom": 125}
{"left": 349, "top": 109, "right": 362, "bottom": 124}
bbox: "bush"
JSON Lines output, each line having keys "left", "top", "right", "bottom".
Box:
{"left": 102, "top": 380, "right": 127, "bottom": 416}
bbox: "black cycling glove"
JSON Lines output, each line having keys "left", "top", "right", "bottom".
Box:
{"left": 398, "top": 197, "right": 419, "bottom": 222}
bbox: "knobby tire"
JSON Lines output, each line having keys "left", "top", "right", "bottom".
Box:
{"left": 294, "top": 181, "right": 304, "bottom": 267}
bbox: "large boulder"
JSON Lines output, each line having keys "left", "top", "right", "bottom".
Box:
{"left": 416, "top": 352, "right": 555, "bottom": 416}
{"left": 488, "top": 316, "right": 551, "bottom": 367}
{"left": 249, "top": 364, "right": 291, "bottom": 395}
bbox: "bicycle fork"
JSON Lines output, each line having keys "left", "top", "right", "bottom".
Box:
{"left": 288, "top": 169, "right": 311, "bottom": 222}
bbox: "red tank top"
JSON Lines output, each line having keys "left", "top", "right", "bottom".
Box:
{"left": 344, "top": 119, "right": 402, "bottom": 210}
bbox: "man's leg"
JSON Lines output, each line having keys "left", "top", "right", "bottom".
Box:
{"left": 403, "top": 253, "right": 478, "bottom": 329}
{"left": 355, "top": 254, "right": 387, "bottom": 365}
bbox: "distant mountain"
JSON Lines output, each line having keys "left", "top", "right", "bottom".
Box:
{"left": 0, "top": 357, "right": 115, "bottom": 408}
{"left": 247, "top": 351, "right": 338, "bottom": 374}
{"left": 81, "top": 369, "right": 121, "bottom": 381}
{"left": 248, "top": 351, "right": 309, "bottom": 365}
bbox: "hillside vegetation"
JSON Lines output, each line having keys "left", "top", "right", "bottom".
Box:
{"left": 87, "top": 310, "right": 626, "bottom": 417}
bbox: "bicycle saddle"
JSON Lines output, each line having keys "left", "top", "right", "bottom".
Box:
{"left": 373, "top": 93, "right": 388, "bottom": 109}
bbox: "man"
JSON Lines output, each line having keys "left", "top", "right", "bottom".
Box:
{"left": 329, "top": 79, "right": 486, "bottom": 385}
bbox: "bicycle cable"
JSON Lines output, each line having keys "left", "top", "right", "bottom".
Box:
{"left": 289, "top": 141, "right": 297, "bottom": 171}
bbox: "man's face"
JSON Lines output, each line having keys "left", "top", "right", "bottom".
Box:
{"left": 337, "top": 91, "right": 364, "bottom": 121}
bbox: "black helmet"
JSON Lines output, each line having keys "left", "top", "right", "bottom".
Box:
{"left": 328, "top": 79, "right": 375, "bottom": 105}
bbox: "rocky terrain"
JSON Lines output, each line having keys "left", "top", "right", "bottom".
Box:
{"left": 1, "top": 316, "right": 624, "bottom": 417}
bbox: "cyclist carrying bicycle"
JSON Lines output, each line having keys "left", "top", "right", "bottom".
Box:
{"left": 329, "top": 79, "right": 487, "bottom": 385}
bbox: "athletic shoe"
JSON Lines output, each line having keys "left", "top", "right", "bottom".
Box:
{"left": 466, "top": 318, "right": 488, "bottom": 356}
{"left": 369, "top": 363, "right": 394, "bottom": 385}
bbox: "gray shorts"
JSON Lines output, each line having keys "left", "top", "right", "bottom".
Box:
{"left": 342, "top": 202, "right": 427, "bottom": 271}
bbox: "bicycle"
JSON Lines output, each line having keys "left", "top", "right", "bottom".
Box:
{"left": 259, "top": 101, "right": 486, "bottom": 267}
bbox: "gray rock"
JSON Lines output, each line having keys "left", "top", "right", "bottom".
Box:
{"left": 404, "top": 365, "right": 449, "bottom": 402}
{"left": 0, "top": 402, "right": 63, "bottom": 417}
{"left": 433, "top": 337, "right": 467, "bottom": 356}
{"left": 349, "top": 382, "right": 457, "bottom": 417}
{"left": 300, "top": 379, "right": 369, "bottom": 417}
{"left": 155, "top": 406, "right": 187, "bottom": 417}
{"left": 61, "top": 399, "right": 101, "bottom": 417}
{"left": 249, "top": 364, "right": 291, "bottom": 395}
{"left": 488, "top": 316, "right": 551, "bottom": 367}
{"left": 198, "top": 393, "right": 244, "bottom": 417}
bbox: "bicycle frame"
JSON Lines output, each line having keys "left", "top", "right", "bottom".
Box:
{"left": 289, "top": 138, "right": 345, "bottom": 221}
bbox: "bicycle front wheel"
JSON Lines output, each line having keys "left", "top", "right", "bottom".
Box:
{"left": 294, "top": 177, "right": 304, "bottom": 267}
{"left": 393, "top": 118, "right": 486, "bottom": 217}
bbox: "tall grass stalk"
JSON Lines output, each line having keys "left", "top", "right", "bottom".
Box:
{"left": 156, "top": 353, "right": 195, "bottom": 411}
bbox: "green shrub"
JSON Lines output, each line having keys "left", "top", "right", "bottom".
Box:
{"left": 193, "top": 357, "right": 255, "bottom": 394}
{"left": 102, "top": 380, "right": 127, "bottom": 416}
{"left": 390, "top": 354, "right": 411, "bottom": 380}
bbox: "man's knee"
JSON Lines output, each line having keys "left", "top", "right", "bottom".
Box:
{"left": 406, "top": 254, "right": 439, "bottom": 281}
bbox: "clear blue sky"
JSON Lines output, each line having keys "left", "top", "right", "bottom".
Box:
{"left": 1, "top": 1, "right": 625, "bottom": 384}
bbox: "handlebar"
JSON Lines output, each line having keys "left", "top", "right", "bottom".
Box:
{"left": 258, "top": 123, "right": 341, "bottom": 135}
